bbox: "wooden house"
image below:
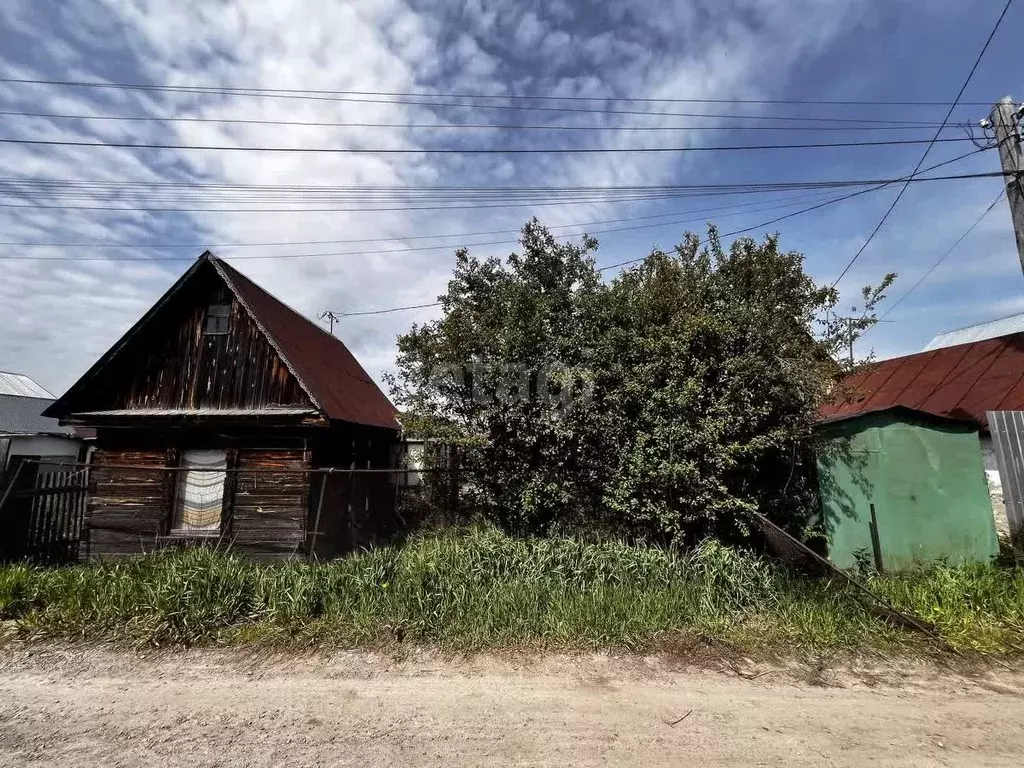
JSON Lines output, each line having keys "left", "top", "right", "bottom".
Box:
{"left": 44, "top": 252, "right": 400, "bottom": 560}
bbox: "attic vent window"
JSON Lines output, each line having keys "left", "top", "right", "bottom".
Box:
{"left": 204, "top": 303, "right": 230, "bottom": 335}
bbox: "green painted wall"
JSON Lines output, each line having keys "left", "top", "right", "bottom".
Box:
{"left": 816, "top": 411, "right": 998, "bottom": 570}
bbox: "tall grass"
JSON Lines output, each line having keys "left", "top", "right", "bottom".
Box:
{"left": 0, "top": 527, "right": 1021, "bottom": 654}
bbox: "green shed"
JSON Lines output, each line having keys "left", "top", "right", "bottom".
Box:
{"left": 815, "top": 405, "right": 998, "bottom": 570}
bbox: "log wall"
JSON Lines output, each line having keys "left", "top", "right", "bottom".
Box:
{"left": 232, "top": 449, "right": 310, "bottom": 559}
{"left": 85, "top": 446, "right": 312, "bottom": 560}
{"left": 88, "top": 449, "right": 173, "bottom": 557}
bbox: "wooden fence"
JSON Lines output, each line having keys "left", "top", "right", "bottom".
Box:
{"left": 0, "top": 463, "right": 88, "bottom": 565}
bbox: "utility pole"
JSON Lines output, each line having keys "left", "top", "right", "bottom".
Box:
{"left": 318, "top": 310, "right": 340, "bottom": 335}
{"left": 984, "top": 97, "right": 1024, "bottom": 274}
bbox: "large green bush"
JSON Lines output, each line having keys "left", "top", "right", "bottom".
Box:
{"left": 389, "top": 220, "right": 893, "bottom": 544}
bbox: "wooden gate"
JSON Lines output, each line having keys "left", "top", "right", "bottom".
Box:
{"left": 0, "top": 462, "right": 88, "bottom": 564}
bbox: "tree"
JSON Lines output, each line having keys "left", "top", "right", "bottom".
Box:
{"left": 389, "top": 219, "right": 893, "bottom": 544}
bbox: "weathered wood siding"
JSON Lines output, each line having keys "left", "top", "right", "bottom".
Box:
{"left": 87, "top": 449, "right": 172, "bottom": 557}
{"left": 232, "top": 449, "right": 310, "bottom": 559}
{"left": 63, "top": 267, "right": 312, "bottom": 414}
{"left": 113, "top": 277, "right": 310, "bottom": 410}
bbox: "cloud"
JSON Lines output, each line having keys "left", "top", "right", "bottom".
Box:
{"left": 0, "top": 0, "right": 924, "bottom": 397}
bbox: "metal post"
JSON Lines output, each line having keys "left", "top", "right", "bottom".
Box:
{"left": 989, "top": 97, "right": 1024, "bottom": 274}
{"left": 869, "top": 503, "right": 884, "bottom": 573}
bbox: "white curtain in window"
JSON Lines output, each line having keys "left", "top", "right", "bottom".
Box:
{"left": 172, "top": 449, "right": 227, "bottom": 533}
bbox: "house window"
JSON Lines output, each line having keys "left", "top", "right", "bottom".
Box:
{"left": 171, "top": 449, "right": 228, "bottom": 535}
{"left": 204, "top": 303, "right": 231, "bottom": 335}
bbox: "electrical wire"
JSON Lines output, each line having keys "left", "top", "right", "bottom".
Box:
{"left": 0, "top": 172, "right": 995, "bottom": 194}
{"left": 829, "top": 0, "right": 1015, "bottom": 286}
{"left": 0, "top": 77, "right": 991, "bottom": 117}
{"left": 0, "top": 171, "right": 1003, "bottom": 215}
{"left": 0, "top": 136, "right": 977, "bottom": 155}
{"left": 317, "top": 150, "right": 991, "bottom": 316}
{"left": 597, "top": 149, "right": 992, "bottom": 272}
{"left": 872, "top": 190, "right": 1006, "bottom": 322}
{"left": 0, "top": 191, "right": 857, "bottom": 249}
{"left": 0, "top": 76, "right": 995, "bottom": 107}
{"left": 0, "top": 109, "right": 952, "bottom": 131}
{"left": 0, "top": 149, "right": 989, "bottom": 268}
{"left": 0, "top": 190, "right": 865, "bottom": 262}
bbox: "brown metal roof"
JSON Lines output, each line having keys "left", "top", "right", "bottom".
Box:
{"left": 212, "top": 257, "right": 399, "bottom": 430}
{"left": 820, "top": 332, "right": 1024, "bottom": 430}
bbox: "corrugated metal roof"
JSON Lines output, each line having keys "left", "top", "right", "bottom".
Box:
{"left": 214, "top": 257, "right": 399, "bottom": 430}
{"left": 46, "top": 253, "right": 400, "bottom": 431}
{"left": 0, "top": 371, "right": 54, "bottom": 399}
{"left": 820, "top": 332, "right": 1024, "bottom": 430}
{"left": 0, "top": 394, "right": 71, "bottom": 435}
{"left": 923, "top": 312, "right": 1024, "bottom": 351}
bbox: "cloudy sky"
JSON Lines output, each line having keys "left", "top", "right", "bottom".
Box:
{"left": 0, "top": 0, "right": 1022, "bottom": 396}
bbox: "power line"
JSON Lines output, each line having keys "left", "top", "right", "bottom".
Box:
{"left": 0, "top": 150, "right": 989, "bottom": 263}
{"left": 0, "top": 109, "right": 952, "bottom": 132}
{"left": 0, "top": 191, "right": 857, "bottom": 250}
{"left": 0, "top": 191, "right": 867, "bottom": 262}
{"left": 327, "top": 184, "right": 879, "bottom": 317}
{"left": 334, "top": 302, "right": 442, "bottom": 317}
{"left": 0, "top": 76, "right": 995, "bottom": 107}
{"left": 0, "top": 171, "right": 1002, "bottom": 215}
{"left": 874, "top": 190, "right": 1005, "bottom": 322}
{"left": 597, "top": 150, "right": 991, "bottom": 272}
{"left": 0, "top": 135, "right": 977, "bottom": 155}
{"left": 0, "top": 173, "right": 993, "bottom": 194}
{"left": 315, "top": 150, "right": 990, "bottom": 316}
{"left": 830, "top": 0, "right": 1015, "bottom": 286}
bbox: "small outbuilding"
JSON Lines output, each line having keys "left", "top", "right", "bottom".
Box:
{"left": 815, "top": 405, "right": 997, "bottom": 570}
{"left": 0, "top": 371, "right": 87, "bottom": 473}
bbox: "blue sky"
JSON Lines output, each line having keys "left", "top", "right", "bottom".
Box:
{"left": 0, "top": 0, "right": 1022, "bottom": 395}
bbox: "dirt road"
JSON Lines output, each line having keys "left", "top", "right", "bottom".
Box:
{"left": 0, "top": 647, "right": 1020, "bottom": 766}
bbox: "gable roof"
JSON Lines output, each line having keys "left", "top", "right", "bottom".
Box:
{"left": 924, "top": 312, "right": 1024, "bottom": 351}
{"left": 819, "top": 332, "right": 1024, "bottom": 431}
{"left": 212, "top": 258, "right": 398, "bottom": 430}
{"left": 46, "top": 252, "right": 398, "bottom": 431}
{"left": 0, "top": 371, "right": 54, "bottom": 399}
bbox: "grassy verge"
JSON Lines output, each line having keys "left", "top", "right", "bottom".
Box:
{"left": 0, "top": 527, "right": 1021, "bottom": 655}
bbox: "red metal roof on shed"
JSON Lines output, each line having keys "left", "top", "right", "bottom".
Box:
{"left": 214, "top": 258, "right": 399, "bottom": 431}
{"left": 819, "top": 332, "right": 1024, "bottom": 430}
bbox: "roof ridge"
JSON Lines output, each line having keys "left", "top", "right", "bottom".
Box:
{"left": 212, "top": 257, "right": 380, "bottom": 387}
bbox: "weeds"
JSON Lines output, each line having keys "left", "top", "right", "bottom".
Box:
{"left": 0, "top": 527, "right": 1020, "bottom": 655}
